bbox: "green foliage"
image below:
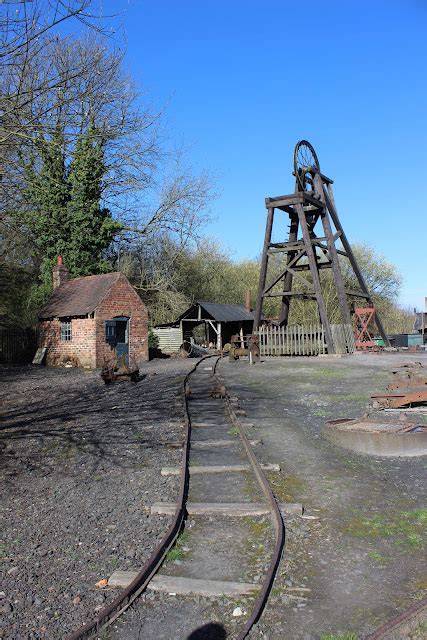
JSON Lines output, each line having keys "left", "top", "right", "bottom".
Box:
{"left": 66, "top": 124, "right": 122, "bottom": 276}
{"left": 148, "top": 330, "right": 159, "bottom": 349}
{"left": 342, "top": 509, "right": 426, "bottom": 548}
{"left": 319, "top": 634, "right": 358, "bottom": 640}
{"left": 13, "top": 123, "right": 122, "bottom": 313}
{"left": 165, "top": 529, "right": 191, "bottom": 562}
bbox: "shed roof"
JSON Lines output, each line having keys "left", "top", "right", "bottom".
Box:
{"left": 38, "top": 272, "right": 122, "bottom": 319}
{"left": 177, "top": 301, "right": 254, "bottom": 323}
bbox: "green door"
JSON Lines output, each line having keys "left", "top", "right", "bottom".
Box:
{"left": 114, "top": 317, "right": 129, "bottom": 365}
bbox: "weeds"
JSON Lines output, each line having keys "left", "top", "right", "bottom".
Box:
{"left": 228, "top": 426, "right": 239, "bottom": 436}
{"left": 319, "top": 634, "right": 358, "bottom": 640}
{"left": 165, "top": 529, "right": 191, "bottom": 562}
{"left": 342, "top": 509, "right": 426, "bottom": 549}
{"left": 367, "top": 550, "right": 387, "bottom": 563}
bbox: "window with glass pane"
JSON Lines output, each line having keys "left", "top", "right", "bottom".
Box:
{"left": 60, "top": 320, "right": 72, "bottom": 341}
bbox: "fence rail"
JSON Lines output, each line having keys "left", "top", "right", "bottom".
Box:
{"left": 0, "top": 327, "right": 38, "bottom": 364}
{"left": 254, "top": 323, "right": 355, "bottom": 356}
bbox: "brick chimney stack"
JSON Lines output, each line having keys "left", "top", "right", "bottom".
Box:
{"left": 52, "top": 255, "right": 69, "bottom": 290}
{"left": 245, "top": 289, "right": 251, "bottom": 312}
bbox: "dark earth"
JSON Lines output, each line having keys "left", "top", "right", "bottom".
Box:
{"left": 1, "top": 352, "right": 426, "bottom": 639}
{"left": 0, "top": 358, "right": 195, "bottom": 639}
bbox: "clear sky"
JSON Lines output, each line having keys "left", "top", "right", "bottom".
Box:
{"left": 101, "top": 0, "right": 426, "bottom": 310}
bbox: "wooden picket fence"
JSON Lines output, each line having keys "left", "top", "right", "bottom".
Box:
{"left": 254, "top": 323, "right": 355, "bottom": 356}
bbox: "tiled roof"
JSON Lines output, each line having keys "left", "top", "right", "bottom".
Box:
{"left": 38, "top": 272, "right": 122, "bottom": 319}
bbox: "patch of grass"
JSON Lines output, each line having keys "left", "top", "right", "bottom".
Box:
{"left": 410, "top": 621, "right": 427, "bottom": 639}
{"left": 319, "top": 634, "right": 358, "bottom": 640}
{"left": 267, "top": 473, "right": 305, "bottom": 502}
{"left": 342, "top": 509, "right": 426, "bottom": 549}
{"left": 243, "top": 517, "right": 269, "bottom": 537}
{"left": 165, "top": 529, "right": 191, "bottom": 563}
{"left": 227, "top": 426, "right": 239, "bottom": 436}
{"left": 0, "top": 543, "right": 7, "bottom": 559}
{"left": 321, "top": 393, "right": 367, "bottom": 402}
{"left": 313, "top": 367, "right": 342, "bottom": 378}
{"left": 367, "top": 550, "right": 387, "bottom": 563}
{"left": 313, "top": 408, "right": 336, "bottom": 417}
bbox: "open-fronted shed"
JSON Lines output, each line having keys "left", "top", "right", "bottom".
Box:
{"left": 155, "top": 301, "right": 254, "bottom": 352}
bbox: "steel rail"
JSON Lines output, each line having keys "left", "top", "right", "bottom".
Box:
{"left": 67, "top": 354, "right": 214, "bottom": 640}
{"left": 366, "top": 596, "right": 427, "bottom": 640}
{"left": 213, "top": 358, "right": 286, "bottom": 639}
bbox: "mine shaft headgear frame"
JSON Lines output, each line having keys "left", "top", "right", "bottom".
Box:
{"left": 254, "top": 140, "right": 389, "bottom": 353}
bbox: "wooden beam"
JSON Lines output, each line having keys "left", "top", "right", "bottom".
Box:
{"left": 265, "top": 194, "right": 303, "bottom": 208}
{"left": 302, "top": 192, "right": 324, "bottom": 208}
{"left": 345, "top": 289, "right": 371, "bottom": 298}
{"left": 324, "top": 183, "right": 389, "bottom": 345}
{"left": 295, "top": 201, "right": 335, "bottom": 353}
{"left": 265, "top": 292, "right": 316, "bottom": 298}
{"left": 150, "top": 502, "right": 303, "bottom": 517}
{"left": 314, "top": 173, "right": 352, "bottom": 326}
{"left": 254, "top": 207, "right": 275, "bottom": 328}
{"left": 263, "top": 249, "right": 306, "bottom": 295}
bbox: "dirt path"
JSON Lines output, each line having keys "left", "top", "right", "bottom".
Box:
{"left": 221, "top": 353, "right": 427, "bottom": 640}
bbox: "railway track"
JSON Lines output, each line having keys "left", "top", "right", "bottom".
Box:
{"left": 68, "top": 355, "right": 285, "bottom": 639}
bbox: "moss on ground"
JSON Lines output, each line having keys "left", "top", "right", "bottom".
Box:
{"left": 342, "top": 508, "right": 426, "bottom": 549}
{"left": 267, "top": 472, "right": 305, "bottom": 502}
{"left": 319, "top": 634, "right": 358, "bottom": 640}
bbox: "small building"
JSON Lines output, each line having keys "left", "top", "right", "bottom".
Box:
{"left": 154, "top": 300, "right": 254, "bottom": 353}
{"left": 38, "top": 257, "right": 148, "bottom": 368}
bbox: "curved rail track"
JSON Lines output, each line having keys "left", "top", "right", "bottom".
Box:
{"left": 68, "top": 355, "right": 285, "bottom": 639}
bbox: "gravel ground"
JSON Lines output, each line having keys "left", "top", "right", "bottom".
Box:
{"left": 0, "top": 358, "right": 194, "bottom": 639}
{"left": 222, "top": 352, "right": 427, "bottom": 639}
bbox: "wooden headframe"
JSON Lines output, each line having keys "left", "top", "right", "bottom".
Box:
{"left": 254, "top": 160, "right": 389, "bottom": 353}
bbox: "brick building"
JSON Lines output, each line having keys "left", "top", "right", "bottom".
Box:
{"left": 38, "top": 257, "right": 148, "bottom": 368}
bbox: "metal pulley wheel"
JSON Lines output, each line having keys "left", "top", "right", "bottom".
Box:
{"left": 293, "top": 140, "right": 320, "bottom": 191}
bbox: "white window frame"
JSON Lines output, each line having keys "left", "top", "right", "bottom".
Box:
{"left": 60, "top": 319, "right": 72, "bottom": 341}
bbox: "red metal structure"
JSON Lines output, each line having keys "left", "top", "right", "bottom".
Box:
{"left": 354, "top": 307, "right": 376, "bottom": 349}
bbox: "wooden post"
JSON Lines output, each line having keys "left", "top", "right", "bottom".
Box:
{"left": 313, "top": 173, "right": 352, "bottom": 326}
{"left": 217, "top": 323, "right": 222, "bottom": 351}
{"left": 295, "top": 202, "right": 335, "bottom": 353}
{"left": 254, "top": 207, "right": 275, "bottom": 329}
{"left": 239, "top": 325, "right": 244, "bottom": 349}
{"left": 279, "top": 212, "right": 299, "bottom": 327}
{"left": 324, "top": 183, "right": 389, "bottom": 346}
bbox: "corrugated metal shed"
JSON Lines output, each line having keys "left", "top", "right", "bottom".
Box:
{"left": 152, "top": 327, "right": 182, "bottom": 353}
{"left": 177, "top": 301, "right": 254, "bottom": 323}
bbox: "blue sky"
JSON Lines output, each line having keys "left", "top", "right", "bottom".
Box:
{"left": 101, "top": 0, "right": 426, "bottom": 310}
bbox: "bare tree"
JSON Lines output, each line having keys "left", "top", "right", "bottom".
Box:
{"left": 1, "top": 29, "right": 215, "bottom": 323}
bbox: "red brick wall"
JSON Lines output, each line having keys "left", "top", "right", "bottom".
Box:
{"left": 95, "top": 274, "right": 148, "bottom": 367}
{"left": 38, "top": 273, "right": 148, "bottom": 369}
{"left": 39, "top": 318, "right": 97, "bottom": 368}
